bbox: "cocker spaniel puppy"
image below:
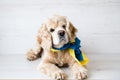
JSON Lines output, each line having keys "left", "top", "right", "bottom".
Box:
{"left": 26, "top": 15, "right": 88, "bottom": 80}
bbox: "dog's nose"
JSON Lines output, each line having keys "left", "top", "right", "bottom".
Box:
{"left": 58, "top": 30, "right": 65, "bottom": 36}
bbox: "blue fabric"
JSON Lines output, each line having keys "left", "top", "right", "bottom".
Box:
{"left": 52, "top": 37, "right": 83, "bottom": 61}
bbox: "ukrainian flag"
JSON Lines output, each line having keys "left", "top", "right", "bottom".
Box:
{"left": 51, "top": 37, "right": 89, "bottom": 66}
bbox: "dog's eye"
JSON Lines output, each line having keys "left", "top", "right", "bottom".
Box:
{"left": 62, "top": 25, "right": 66, "bottom": 29}
{"left": 50, "top": 28, "right": 55, "bottom": 32}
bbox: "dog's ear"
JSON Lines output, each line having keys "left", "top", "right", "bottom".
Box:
{"left": 69, "top": 22, "right": 77, "bottom": 38}
{"left": 65, "top": 17, "right": 77, "bottom": 40}
{"left": 37, "top": 23, "right": 52, "bottom": 51}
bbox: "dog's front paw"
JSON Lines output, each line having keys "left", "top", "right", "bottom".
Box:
{"left": 74, "top": 67, "right": 88, "bottom": 80}
{"left": 26, "top": 49, "right": 38, "bottom": 61}
{"left": 52, "top": 70, "right": 66, "bottom": 80}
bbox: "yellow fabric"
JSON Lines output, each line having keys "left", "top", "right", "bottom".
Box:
{"left": 68, "top": 48, "right": 88, "bottom": 65}
{"left": 51, "top": 48, "right": 89, "bottom": 65}
{"left": 51, "top": 48, "right": 60, "bottom": 52}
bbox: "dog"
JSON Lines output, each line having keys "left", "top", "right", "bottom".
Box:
{"left": 26, "top": 15, "right": 88, "bottom": 80}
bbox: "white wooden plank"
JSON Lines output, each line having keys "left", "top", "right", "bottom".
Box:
{"left": 0, "top": 0, "right": 120, "bottom": 5}
{"left": 0, "top": 54, "right": 120, "bottom": 79}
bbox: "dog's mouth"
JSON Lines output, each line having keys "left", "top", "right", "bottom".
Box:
{"left": 52, "top": 31, "right": 69, "bottom": 48}
{"left": 53, "top": 35, "right": 69, "bottom": 48}
{"left": 59, "top": 36, "right": 66, "bottom": 42}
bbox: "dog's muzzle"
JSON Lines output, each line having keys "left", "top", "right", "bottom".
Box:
{"left": 58, "top": 30, "right": 66, "bottom": 41}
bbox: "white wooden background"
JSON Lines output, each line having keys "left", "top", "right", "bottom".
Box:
{"left": 0, "top": 0, "right": 120, "bottom": 79}
{"left": 0, "top": 0, "right": 120, "bottom": 55}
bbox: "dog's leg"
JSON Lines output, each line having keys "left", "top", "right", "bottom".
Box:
{"left": 38, "top": 62, "right": 66, "bottom": 80}
{"left": 26, "top": 43, "right": 43, "bottom": 61}
{"left": 70, "top": 61, "right": 88, "bottom": 80}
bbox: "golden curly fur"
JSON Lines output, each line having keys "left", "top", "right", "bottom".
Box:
{"left": 26, "top": 15, "right": 88, "bottom": 80}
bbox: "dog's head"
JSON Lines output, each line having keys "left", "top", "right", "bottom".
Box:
{"left": 37, "top": 15, "right": 77, "bottom": 51}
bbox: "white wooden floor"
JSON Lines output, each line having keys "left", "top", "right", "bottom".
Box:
{"left": 0, "top": 54, "right": 120, "bottom": 80}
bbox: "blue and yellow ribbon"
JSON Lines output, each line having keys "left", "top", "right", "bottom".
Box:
{"left": 51, "top": 37, "right": 89, "bottom": 65}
